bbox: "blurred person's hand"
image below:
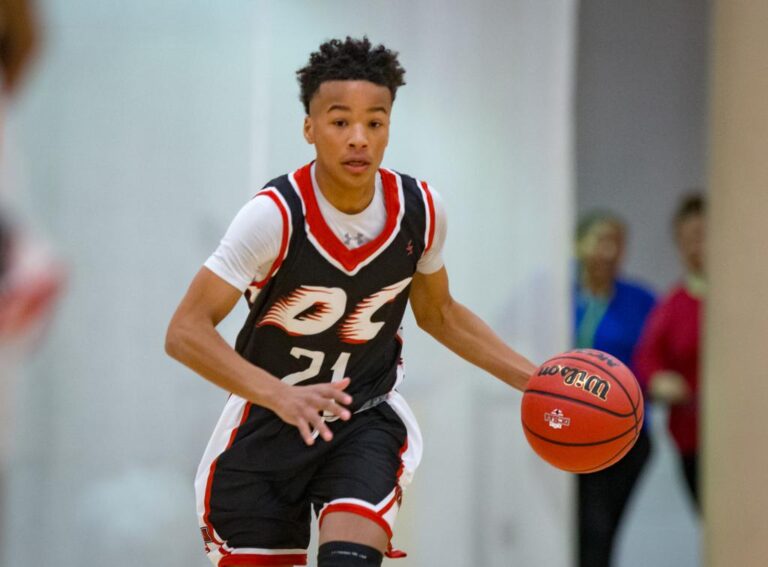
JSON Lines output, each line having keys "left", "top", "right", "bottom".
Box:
{"left": 649, "top": 370, "right": 691, "bottom": 405}
{"left": 0, "top": 228, "right": 63, "bottom": 344}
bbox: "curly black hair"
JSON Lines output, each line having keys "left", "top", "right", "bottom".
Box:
{"left": 296, "top": 37, "right": 406, "bottom": 114}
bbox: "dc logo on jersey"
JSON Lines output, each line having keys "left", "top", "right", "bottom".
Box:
{"left": 258, "top": 285, "right": 347, "bottom": 336}
{"left": 258, "top": 277, "right": 412, "bottom": 344}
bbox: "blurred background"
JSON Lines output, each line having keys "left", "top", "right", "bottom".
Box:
{"left": 0, "top": 0, "right": 739, "bottom": 566}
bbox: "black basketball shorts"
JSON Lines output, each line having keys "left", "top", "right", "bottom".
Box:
{"left": 194, "top": 391, "right": 421, "bottom": 566}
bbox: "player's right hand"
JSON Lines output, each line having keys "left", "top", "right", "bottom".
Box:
{"left": 271, "top": 378, "right": 353, "bottom": 446}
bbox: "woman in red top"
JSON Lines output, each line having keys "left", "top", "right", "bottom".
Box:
{"left": 634, "top": 194, "right": 706, "bottom": 509}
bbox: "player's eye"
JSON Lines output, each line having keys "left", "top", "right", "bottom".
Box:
{"left": 332, "top": 119, "right": 347, "bottom": 127}
{"left": 369, "top": 121, "right": 383, "bottom": 129}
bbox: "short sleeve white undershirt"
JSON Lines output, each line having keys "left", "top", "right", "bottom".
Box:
{"left": 205, "top": 167, "right": 447, "bottom": 292}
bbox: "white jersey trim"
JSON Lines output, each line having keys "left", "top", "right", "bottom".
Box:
{"left": 387, "top": 390, "right": 423, "bottom": 488}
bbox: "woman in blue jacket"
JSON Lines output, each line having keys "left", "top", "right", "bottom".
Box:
{"left": 574, "top": 211, "right": 655, "bottom": 567}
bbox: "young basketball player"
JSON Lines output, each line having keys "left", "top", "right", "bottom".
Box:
{"left": 166, "top": 37, "right": 536, "bottom": 567}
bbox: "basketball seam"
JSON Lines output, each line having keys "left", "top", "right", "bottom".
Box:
{"left": 568, "top": 433, "right": 639, "bottom": 474}
{"left": 522, "top": 421, "right": 637, "bottom": 447}
{"left": 523, "top": 389, "right": 635, "bottom": 418}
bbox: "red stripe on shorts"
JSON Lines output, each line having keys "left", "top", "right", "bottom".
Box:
{"left": 203, "top": 402, "right": 253, "bottom": 546}
{"left": 219, "top": 553, "right": 308, "bottom": 566}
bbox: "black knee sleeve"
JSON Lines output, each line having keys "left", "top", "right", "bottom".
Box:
{"left": 317, "top": 542, "right": 383, "bottom": 566}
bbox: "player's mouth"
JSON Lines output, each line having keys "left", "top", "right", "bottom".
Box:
{"left": 342, "top": 159, "right": 371, "bottom": 174}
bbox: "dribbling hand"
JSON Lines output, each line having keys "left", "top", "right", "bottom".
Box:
{"left": 271, "top": 378, "right": 353, "bottom": 446}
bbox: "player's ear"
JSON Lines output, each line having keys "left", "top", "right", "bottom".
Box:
{"left": 303, "top": 116, "right": 314, "bottom": 144}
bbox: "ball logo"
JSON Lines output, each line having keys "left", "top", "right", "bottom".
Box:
{"left": 538, "top": 364, "right": 611, "bottom": 401}
{"left": 544, "top": 408, "right": 571, "bottom": 429}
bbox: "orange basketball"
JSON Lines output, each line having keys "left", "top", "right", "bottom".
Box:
{"left": 521, "top": 348, "right": 644, "bottom": 473}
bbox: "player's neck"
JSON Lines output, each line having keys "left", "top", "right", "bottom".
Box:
{"left": 314, "top": 162, "right": 376, "bottom": 214}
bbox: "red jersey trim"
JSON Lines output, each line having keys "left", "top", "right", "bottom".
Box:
{"left": 290, "top": 163, "right": 403, "bottom": 275}
{"left": 395, "top": 437, "right": 409, "bottom": 481}
{"left": 377, "top": 488, "right": 400, "bottom": 518}
{"left": 250, "top": 188, "right": 291, "bottom": 289}
{"left": 419, "top": 181, "right": 436, "bottom": 253}
{"left": 219, "top": 553, "right": 308, "bottom": 566}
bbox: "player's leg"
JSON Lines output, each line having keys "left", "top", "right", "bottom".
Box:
{"left": 311, "top": 395, "right": 421, "bottom": 567}
{"left": 317, "top": 512, "right": 388, "bottom": 565}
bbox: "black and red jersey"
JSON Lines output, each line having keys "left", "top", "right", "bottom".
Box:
{"left": 234, "top": 162, "right": 437, "bottom": 417}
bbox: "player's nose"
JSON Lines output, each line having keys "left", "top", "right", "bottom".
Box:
{"left": 347, "top": 123, "right": 369, "bottom": 148}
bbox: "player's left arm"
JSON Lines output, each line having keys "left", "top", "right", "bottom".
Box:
{"left": 409, "top": 266, "right": 536, "bottom": 391}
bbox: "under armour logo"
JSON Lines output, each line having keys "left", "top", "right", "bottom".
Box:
{"left": 406, "top": 240, "right": 414, "bottom": 255}
{"left": 343, "top": 232, "right": 367, "bottom": 247}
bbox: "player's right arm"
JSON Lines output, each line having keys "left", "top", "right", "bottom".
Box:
{"left": 165, "top": 194, "right": 352, "bottom": 445}
{"left": 166, "top": 268, "right": 352, "bottom": 444}
{"left": 165, "top": 267, "right": 278, "bottom": 403}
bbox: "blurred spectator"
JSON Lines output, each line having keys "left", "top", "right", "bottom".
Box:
{"left": 0, "top": 0, "right": 61, "bottom": 542}
{"left": 634, "top": 194, "right": 706, "bottom": 510}
{"left": 0, "top": 0, "right": 60, "bottom": 348}
{"left": 574, "top": 211, "right": 656, "bottom": 567}
{"left": 0, "top": 215, "right": 62, "bottom": 343}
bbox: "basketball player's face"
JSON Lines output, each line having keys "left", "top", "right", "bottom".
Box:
{"left": 304, "top": 80, "right": 392, "bottom": 192}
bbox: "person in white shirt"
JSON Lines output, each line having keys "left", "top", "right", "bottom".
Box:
{"left": 166, "top": 36, "right": 536, "bottom": 567}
